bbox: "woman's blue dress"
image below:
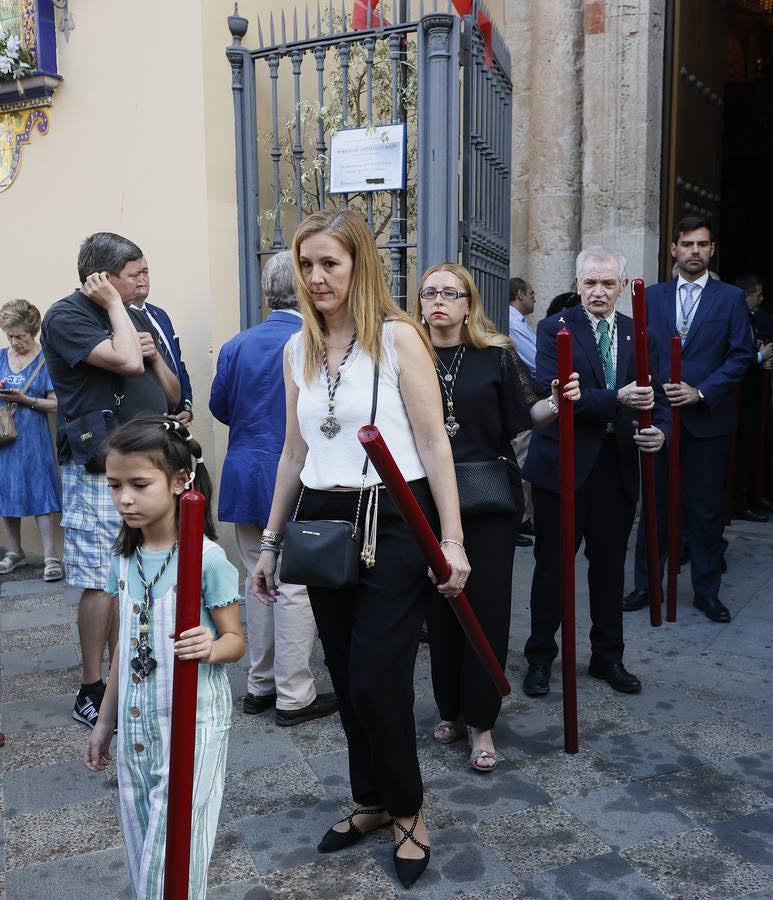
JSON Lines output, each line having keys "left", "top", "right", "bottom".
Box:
{"left": 0, "top": 348, "right": 61, "bottom": 517}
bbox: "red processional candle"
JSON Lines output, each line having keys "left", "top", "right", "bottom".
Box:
{"left": 630, "top": 279, "right": 662, "bottom": 628}
{"left": 556, "top": 327, "right": 578, "bottom": 754}
{"left": 357, "top": 425, "right": 511, "bottom": 697}
{"left": 164, "top": 489, "right": 205, "bottom": 900}
{"left": 666, "top": 337, "right": 682, "bottom": 623}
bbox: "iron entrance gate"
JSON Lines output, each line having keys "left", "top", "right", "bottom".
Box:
{"left": 226, "top": 1, "right": 511, "bottom": 330}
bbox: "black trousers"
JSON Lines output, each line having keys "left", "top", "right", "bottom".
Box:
{"left": 525, "top": 437, "right": 635, "bottom": 667}
{"left": 427, "top": 512, "right": 517, "bottom": 731}
{"left": 634, "top": 429, "right": 730, "bottom": 600}
{"left": 301, "top": 479, "right": 436, "bottom": 818}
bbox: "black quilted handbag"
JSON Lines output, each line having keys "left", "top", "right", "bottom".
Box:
{"left": 455, "top": 458, "right": 518, "bottom": 516}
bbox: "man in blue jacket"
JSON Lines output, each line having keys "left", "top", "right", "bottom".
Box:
{"left": 209, "top": 251, "right": 337, "bottom": 726}
{"left": 522, "top": 247, "right": 668, "bottom": 697}
{"left": 129, "top": 257, "right": 194, "bottom": 423}
{"left": 623, "top": 216, "right": 754, "bottom": 623}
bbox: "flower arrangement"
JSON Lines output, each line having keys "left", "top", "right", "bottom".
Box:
{"left": 0, "top": 23, "right": 33, "bottom": 81}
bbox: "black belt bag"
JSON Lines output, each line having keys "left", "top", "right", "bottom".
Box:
{"left": 280, "top": 362, "right": 380, "bottom": 589}
{"left": 64, "top": 408, "right": 119, "bottom": 474}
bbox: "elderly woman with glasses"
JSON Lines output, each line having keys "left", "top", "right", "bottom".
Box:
{"left": 415, "top": 264, "right": 579, "bottom": 771}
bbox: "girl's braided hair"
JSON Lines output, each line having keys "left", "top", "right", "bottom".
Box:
{"left": 104, "top": 415, "right": 217, "bottom": 556}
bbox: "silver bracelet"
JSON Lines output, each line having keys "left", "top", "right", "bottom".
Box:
{"left": 547, "top": 395, "right": 559, "bottom": 416}
{"left": 440, "top": 538, "right": 466, "bottom": 553}
{"left": 259, "top": 543, "right": 281, "bottom": 555}
{"left": 261, "top": 528, "right": 283, "bottom": 545}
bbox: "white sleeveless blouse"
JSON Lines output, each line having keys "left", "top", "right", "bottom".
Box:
{"left": 288, "top": 321, "right": 426, "bottom": 489}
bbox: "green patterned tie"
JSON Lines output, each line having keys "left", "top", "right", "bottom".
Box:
{"left": 597, "top": 318, "right": 616, "bottom": 389}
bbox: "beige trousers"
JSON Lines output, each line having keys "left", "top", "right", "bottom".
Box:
{"left": 512, "top": 429, "right": 534, "bottom": 523}
{"left": 235, "top": 524, "right": 317, "bottom": 711}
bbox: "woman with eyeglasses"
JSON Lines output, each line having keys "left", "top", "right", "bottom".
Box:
{"left": 415, "top": 264, "right": 580, "bottom": 771}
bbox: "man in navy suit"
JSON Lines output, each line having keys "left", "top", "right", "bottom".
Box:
{"left": 623, "top": 216, "right": 754, "bottom": 623}
{"left": 128, "top": 257, "right": 194, "bottom": 423}
{"left": 522, "top": 247, "right": 668, "bottom": 696}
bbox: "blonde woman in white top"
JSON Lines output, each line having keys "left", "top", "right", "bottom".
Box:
{"left": 253, "top": 208, "right": 468, "bottom": 889}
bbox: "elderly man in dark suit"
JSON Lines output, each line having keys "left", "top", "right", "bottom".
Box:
{"left": 522, "top": 247, "right": 668, "bottom": 697}
{"left": 623, "top": 216, "right": 754, "bottom": 623}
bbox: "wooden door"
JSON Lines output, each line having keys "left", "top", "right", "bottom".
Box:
{"left": 660, "top": 0, "right": 727, "bottom": 277}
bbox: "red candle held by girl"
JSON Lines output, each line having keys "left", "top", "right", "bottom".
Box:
{"left": 666, "top": 336, "right": 682, "bottom": 622}
{"left": 357, "top": 425, "right": 510, "bottom": 697}
{"left": 557, "top": 327, "right": 578, "bottom": 754}
{"left": 164, "top": 488, "right": 205, "bottom": 900}
{"left": 630, "top": 279, "right": 662, "bottom": 627}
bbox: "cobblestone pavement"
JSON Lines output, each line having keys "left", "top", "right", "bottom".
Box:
{"left": 1, "top": 518, "right": 772, "bottom": 899}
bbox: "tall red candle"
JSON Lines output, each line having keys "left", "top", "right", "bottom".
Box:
{"left": 630, "top": 279, "right": 662, "bottom": 628}
{"left": 666, "top": 337, "right": 682, "bottom": 622}
{"left": 557, "top": 327, "right": 578, "bottom": 754}
{"left": 358, "top": 426, "right": 511, "bottom": 697}
{"left": 164, "top": 489, "right": 205, "bottom": 900}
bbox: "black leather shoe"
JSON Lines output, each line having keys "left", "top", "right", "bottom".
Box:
{"left": 276, "top": 692, "right": 338, "bottom": 726}
{"left": 515, "top": 534, "right": 533, "bottom": 548}
{"left": 737, "top": 509, "right": 771, "bottom": 523}
{"left": 693, "top": 595, "right": 731, "bottom": 623}
{"left": 523, "top": 662, "right": 551, "bottom": 696}
{"left": 622, "top": 590, "right": 649, "bottom": 612}
{"left": 243, "top": 691, "right": 276, "bottom": 714}
{"left": 588, "top": 658, "right": 641, "bottom": 693}
{"left": 318, "top": 807, "right": 391, "bottom": 853}
{"left": 520, "top": 518, "right": 535, "bottom": 536}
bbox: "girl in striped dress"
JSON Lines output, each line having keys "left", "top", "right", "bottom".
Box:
{"left": 83, "top": 416, "right": 245, "bottom": 899}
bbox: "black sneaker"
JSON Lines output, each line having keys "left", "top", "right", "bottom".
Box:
{"left": 73, "top": 686, "right": 104, "bottom": 728}
{"left": 275, "top": 692, "right": 338, "bottom": 727}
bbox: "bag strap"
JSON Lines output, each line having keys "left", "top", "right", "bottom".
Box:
{"left": 19, "top": 353, "right": 45, "bottom": 394}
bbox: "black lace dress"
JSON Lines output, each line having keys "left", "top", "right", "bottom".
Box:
{"left": 428, "top": 343, "right": 544, "bottom": 730}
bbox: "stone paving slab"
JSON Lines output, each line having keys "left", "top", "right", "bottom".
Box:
{"left": 559, "top": 782, "right": 696, "bottom": 851}
{"left": 2, "top": 521, "right": 773, "bottom": 898}
{"left": 521, "top": 850, "right": 669, "bottom": 899}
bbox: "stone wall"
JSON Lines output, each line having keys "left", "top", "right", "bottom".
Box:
{"left": 507, "top": 0, "right": 666, "bottom": 318}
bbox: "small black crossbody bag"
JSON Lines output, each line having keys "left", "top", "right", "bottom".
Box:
{"left": 280, "top": 363, "right": 380, "bottom": 589}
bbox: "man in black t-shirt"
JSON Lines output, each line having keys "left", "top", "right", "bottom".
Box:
{"left": 41, "top": 232, "right": 180, "bottom": 727}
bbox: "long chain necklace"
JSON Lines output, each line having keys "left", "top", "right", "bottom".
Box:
{"left": 435, "top": 344, "right": 466, "bottom": 437}
{"left": 320, "top": 331, "right": 357, "bottom": 439}
{"left": 435, "top": 344, "right": 465, "bottom": 383}
{"left": 131, "top": 543, "right": 177, "bottom": 681}
{"left": 678, "top": 285, "right": 700, "bottom": 338}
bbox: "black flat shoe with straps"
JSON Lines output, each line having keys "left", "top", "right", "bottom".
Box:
{"left": 317, "top": 806, "right": 391, "bottom": 853}
{"left": 393, "top": 812, "right": 431, "bottom": 888}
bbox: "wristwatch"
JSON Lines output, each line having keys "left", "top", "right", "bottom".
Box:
{"left": 547, "top": 396, "right": 559, "bottom": 415}
{"left": 696, "top": 389, "right": 705, "bottom": 402}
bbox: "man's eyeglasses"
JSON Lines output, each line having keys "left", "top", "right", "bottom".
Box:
{"left": 419, "top": 287, "right": 470, "bottom": 302}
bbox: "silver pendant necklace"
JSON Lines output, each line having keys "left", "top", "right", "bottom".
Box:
{"left": 436, "top": 343, "right": 465, "bottom": 383}
{"left": 320, "top": 331, "right": 357, "bottom": 439}
{"left": 435, "top": 344, "right": 466, "bottom": 438}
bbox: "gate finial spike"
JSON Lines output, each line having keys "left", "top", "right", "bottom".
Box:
{"left": 281, "top": 10, "right": 287, "bottom": 44}
{"left": 293, "top": 8, "right": 298, "bottom": 41}
{"left": 269, "top": 11, "right": 275, "bottom": 44}
{"left": 316, "top": 1, "right": 322, "bottom": 36}
{"left": 419, "top": 0, "right": 424, "bottom": 18}
{"left": 327, "top": 3, "right": 334, "bottom": 36}
{"left": 305, "top": 5, "right": 310, "bottom": 39}
{"left": 340, "top": 0, "right": 346, "bottom": 33}
{"left": 257, "top": 16, "right": 264, "bottom": 48}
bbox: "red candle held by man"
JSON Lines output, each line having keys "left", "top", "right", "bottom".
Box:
{"left": 556, "top": 327, "right": 578, "bottom": 754}
{"left": 630, "top": 279, "right": 662, "bottom": 628}
{"left": 164, "top": 489, "right": 205, "bottom": 900}
{"left": 666, "top": 337, "right": 682, "bottom": 622}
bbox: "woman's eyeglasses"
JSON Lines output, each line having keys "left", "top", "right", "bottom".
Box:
{"left": 418, "top": 287, "right": 469, "bottom": 302}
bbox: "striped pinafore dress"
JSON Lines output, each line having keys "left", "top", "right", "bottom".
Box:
{"left": 115, "top": 538, "right": 233, "bottom": 899}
